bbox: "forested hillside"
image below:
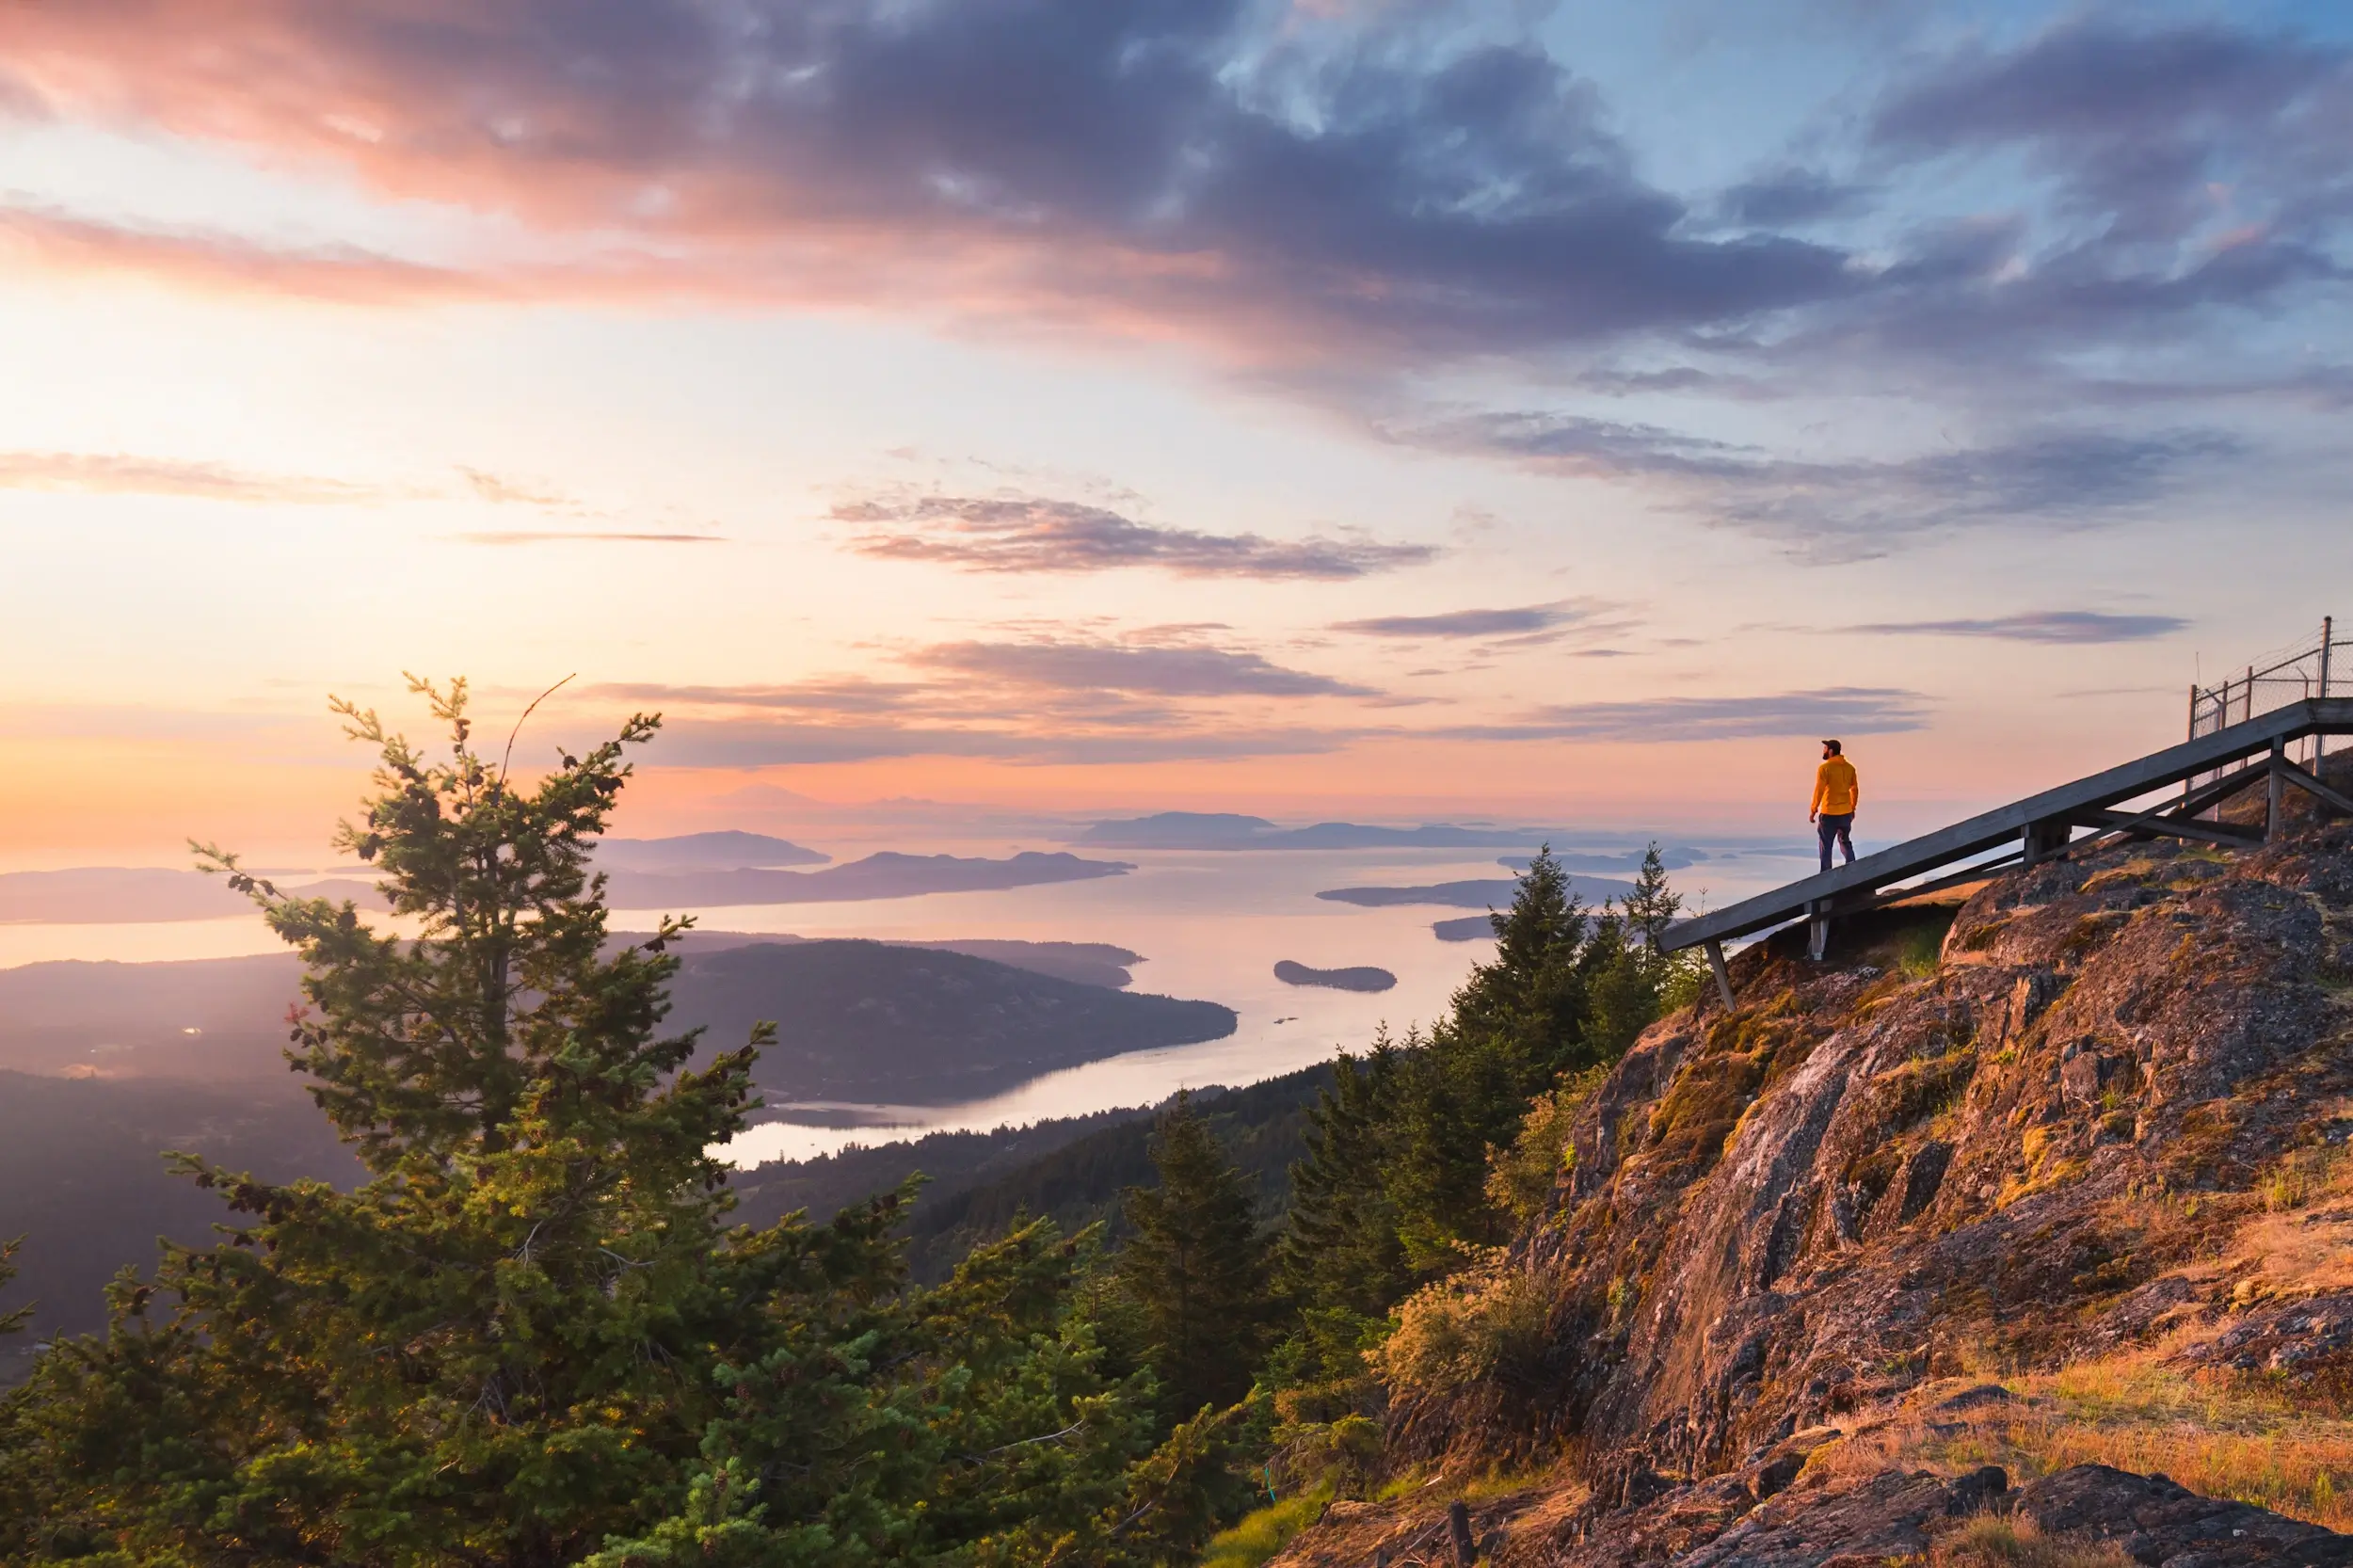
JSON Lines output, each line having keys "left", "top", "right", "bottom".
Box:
{"left": 0, "top": 684, "right": 1711, "bottom": 1564}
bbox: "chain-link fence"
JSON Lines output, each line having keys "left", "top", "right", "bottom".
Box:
{"left": 2186, "top": 616, "right": 2342, "bottom": 797}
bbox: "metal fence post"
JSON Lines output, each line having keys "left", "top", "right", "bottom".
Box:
{"left": 2320, "top": 616, "right": 2334, "bottom": 772}
{"left": 2185, "top": 683, "right": 2198, "bottom": 808}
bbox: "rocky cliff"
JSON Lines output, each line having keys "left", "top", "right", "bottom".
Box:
{"left": 1274, "top": 773, "right": 2353, "bottom": 1567}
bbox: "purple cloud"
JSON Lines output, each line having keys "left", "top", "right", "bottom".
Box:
{"left": 838, "top": 495, "right": 1433, "bottom": 579}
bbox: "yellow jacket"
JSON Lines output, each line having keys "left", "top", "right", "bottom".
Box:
{"left": 1812, "top": 757, "right": 1859, "bottom": 816}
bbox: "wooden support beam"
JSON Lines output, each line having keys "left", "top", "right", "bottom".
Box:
{"left": 2080, "top": 807, "right": 2262, "bottom": 848}
{"left": 2173, "top": 761, "right": 2274, "bottom": 822}
{"left": 1704, "top": 939, "right": 1736, "bottom": 1013}
{"left": 2023, "top": 819, "right": 2073, "bottom": 866}
{"left": 1839, "top": 854, "right": 2025, "bottom": 917}
{"left": 2275, "top": 757, "right": 2353, "bottom": 818}
{"left": 2269, "top": 738, "right": 2287, "bottom": 844}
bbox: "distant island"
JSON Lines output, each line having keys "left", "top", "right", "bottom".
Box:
{"left": 1071, "top": 810, "right": 1557, "bottom": 851}
{"left": 611, "top": 931, "right": 1144, "bottom": 989}
{"left": 595, "top": 830, "right": 829, "bottom": 871}
{"left": 583, "top": 851, "right": 1134, "bottom": 909}
{"left": 1273, "top": 960, "right": 1396, "bottom": 992}
{"left": 1433, "top": 915, "right": 1496, "bottom": 942}
{"left": 664, "top": 940, "right": 1233, "bottom": 1104}
{"left": 1317, "top": 872, "right": 1635, "bottom": 909}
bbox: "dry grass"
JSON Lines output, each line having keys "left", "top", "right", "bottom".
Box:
{"left": 1373, "top": 1250, "right": 1551, "bottom": 1397}
{"left": 2225, "top": 1140, "right": 2353, "bottom": 1299}
{"left": 1812, "top": 1354, "right": 2353, "bottom": 1532}
{"left": 1930, "top": 1514, "right": 2129, "bottom": 1568}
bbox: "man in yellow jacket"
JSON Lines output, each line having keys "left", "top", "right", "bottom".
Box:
{"left": 1810, "top": 739, "right": 1859, "bottom": 873}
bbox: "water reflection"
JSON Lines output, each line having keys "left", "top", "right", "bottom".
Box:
{"left": 0, "top": 840, "right": 1821, "bottom": 1168}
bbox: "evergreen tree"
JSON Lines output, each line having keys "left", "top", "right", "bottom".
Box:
{"left": 1620, "top": 841, "right": 1685, "bottom": 959}
{"left": 594, "top": 1218, "right": 1241, "bottom": 1568}
{"left": 1451, "top": 844, "right": 1593, "bottom": 1076}
{"left": 1117, "top": 1095, "right": 1272, "bottom": 1423}
{"left": 0, "top": 679, "right": 1229, "bottom": 1568}
{"left": 1277, "top": 846, "right": 1689, "bottom": 1294}
{"left": 1275, "top": 1039, "right": 1409, "bottom": 1320}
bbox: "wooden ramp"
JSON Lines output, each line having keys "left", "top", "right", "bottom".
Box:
{"left": 1658, "top": 697, "right": 2353, "bottom": 1009}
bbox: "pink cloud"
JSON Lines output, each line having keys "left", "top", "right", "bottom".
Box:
{"left": 0, "top": 1, "right": 1849, "bottom": 368}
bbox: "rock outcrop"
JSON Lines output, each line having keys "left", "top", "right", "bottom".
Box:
{"left": 1274, "top": 777, "right": 2353, "bottom": 1567}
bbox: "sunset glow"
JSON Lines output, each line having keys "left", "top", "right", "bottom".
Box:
{"left": 4, "top": 0, "right": 2348, "bottom": 863}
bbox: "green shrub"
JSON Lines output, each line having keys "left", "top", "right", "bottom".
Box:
{"left": 1485, "top": 1069, "right": 1603, "bottom": 1223}
{"left": 1198, "top": 1487, "right": 1334, "bottom": 1568}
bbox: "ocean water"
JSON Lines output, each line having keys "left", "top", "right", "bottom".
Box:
{"left": 0, "top": 840, "right": 1820, "bottom": 1167}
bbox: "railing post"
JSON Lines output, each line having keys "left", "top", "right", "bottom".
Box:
{"left": 2320, "top": 616, "right": 2334, "bottom": 772}
{"left": 2185, "top": 683, "right": 2197, "bottom": 809}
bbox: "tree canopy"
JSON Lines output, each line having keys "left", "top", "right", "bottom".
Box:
{"left": 0, "top": 684, "right": 1704, "bottom": 1559}
{"left": 0, "top": 679, "right": 1228, "bottom": 1568}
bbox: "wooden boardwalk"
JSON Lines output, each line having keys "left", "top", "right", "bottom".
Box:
{"left": 1659, "top": 697, "right": 2353, "bottom": 1008}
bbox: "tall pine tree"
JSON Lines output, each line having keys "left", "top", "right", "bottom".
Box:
{"left": 0, "top": 679, "right": 1233, "bottom": 1568}
{"left": 1117, "top": 1095, "right": 1273, "bottom": 1424}
{"left": 1275, "top": 1037, "right": 1409, "bottom": 1320}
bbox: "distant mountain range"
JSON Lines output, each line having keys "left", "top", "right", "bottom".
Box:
{"left": 611, "top": 931, "right": 1144, "bottom": 990}
{"left": 602, "top": 850, "right": 1132, "bottom": 910}
{"left": 1070, "top": 811, "right": 1558, "bottom": 851}
{"left": 595, "top": 830, "right": 829, "bottom": 871}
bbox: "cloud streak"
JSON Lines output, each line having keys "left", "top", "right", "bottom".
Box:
{"left": 453, "top": 531, "right": 726, "bottom": 545}
{"left": 1846, "top": 612, "right": 2188, "bottom": 643}
{"left": 1329, "top": 600, "right": 1618, "bottom": 639}
{"left": 460, "top": 469, "right": 573, "bottom": 507}
{"left": 650, "top": 719, "right": 1369, "bottom": 768}
{"left": 1400, "top": 410, "right": 2237, "bottom": 557}
{"left": 836, "top": 495, "right": 1433, "bottom": 580}
{"left": 0, "top": 450, "right": 383, "bottom": 504}
{"left": 1444, "top": 687, "right": 1932, "bottom": 744}
{"left": 913, "top": 639, "right": 1374, "bottom": 699}
{"left": 580, "top": 632, "right": 1383, "bottom": 767}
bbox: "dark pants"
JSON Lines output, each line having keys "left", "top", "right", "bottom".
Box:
{"left": 1817, "top": 812, "right": 1855, "bottom": 872}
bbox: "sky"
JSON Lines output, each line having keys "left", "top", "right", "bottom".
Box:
{"left": 2, "top": 0, "right": 2349, "bottom": 865}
